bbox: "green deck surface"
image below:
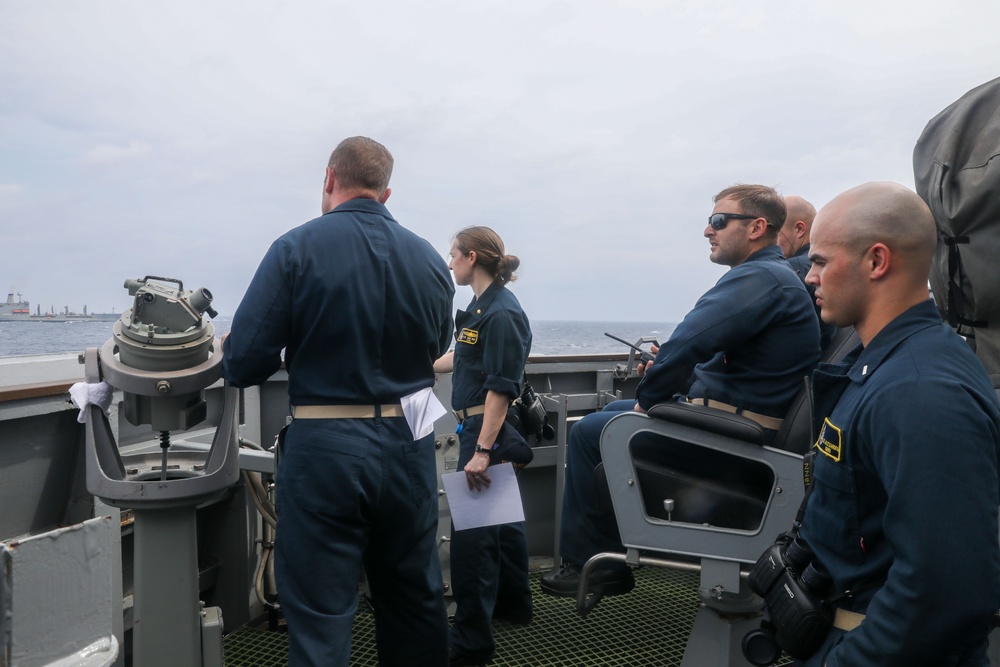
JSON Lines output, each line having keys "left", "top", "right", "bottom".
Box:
{"left": 223, "top": 567, "right": 790, "bottom": 666}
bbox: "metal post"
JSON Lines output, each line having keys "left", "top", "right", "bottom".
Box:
{"left": 132, "top": 506, "right": 202, "bottom": 667}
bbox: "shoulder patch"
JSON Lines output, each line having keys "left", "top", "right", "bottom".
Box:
{"left": 814, "top": 418, "right": 842, "bottom": 462}
{"left": 457, "top": 328, "right": 479, "bottom": 345}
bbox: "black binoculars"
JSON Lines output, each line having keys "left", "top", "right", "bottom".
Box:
{"left": 742, "top": 535, "right": 833, "bottom": 665}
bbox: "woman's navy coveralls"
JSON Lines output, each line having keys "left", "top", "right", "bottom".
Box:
{"left": 449, "top": 281, "right": 532, "bottom": 659}
{"left": 222, "top": 198, "right": 455, "bottom": 667}
{"left": 559, "top": 245, "right": 820, "bottom": 571}
{"left": 799, "top": 301, "right": 1000, "bottom": 666}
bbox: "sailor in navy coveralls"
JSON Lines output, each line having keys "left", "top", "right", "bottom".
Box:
{"left": 798, "top": 182, "right": 1000, "bottom": 666}
{"left": 542, "top": 184, "right": 820, "bottom": 598}
{"left": 222, "top": 138, "right": 454, "bottom": 667}
{"left": 779, "top": 195, "right": 835, "bottom": 348}
{"left": 434, "top": 226, "right": 532, "bottom": 667}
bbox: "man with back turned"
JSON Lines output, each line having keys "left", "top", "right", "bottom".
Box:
{"left": 222, "top": 137, "right": 455, "bottom": 666}
{"left": 796, "top": 181, "right": 1000, "bottom": 665}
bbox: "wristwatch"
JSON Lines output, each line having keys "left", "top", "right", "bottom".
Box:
{"left": 475, "top": 443, "right": 495, "bottom": 455}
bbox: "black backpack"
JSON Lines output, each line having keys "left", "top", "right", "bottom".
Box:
{"left": 913, "top": 76, "right": 1000, "bottom": 387}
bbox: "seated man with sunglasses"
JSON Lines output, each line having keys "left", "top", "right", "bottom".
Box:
{"left": 541, "top": 183, "right": 821, "bottom": 598}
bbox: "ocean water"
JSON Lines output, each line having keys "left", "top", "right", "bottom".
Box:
{"left": 0, "top": 318, "right": 675, "bottom": 359}
{"left": 528, "top": 321, "right": 673, "bottom": 356}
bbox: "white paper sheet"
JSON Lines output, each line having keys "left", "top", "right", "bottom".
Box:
{"left": 441, "top": 463, "right": 525, "bottom": 531}
{"left": 401, "top": 386, "right": 448, "bottom": 440}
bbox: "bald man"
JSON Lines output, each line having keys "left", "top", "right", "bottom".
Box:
{"left": 780, "top": 195, "right": 834, "bottom": 347}
{"left": 791, "top": 182, "right": 1000, "bottom": 666}
{"left": 778, "top": 195, "right": 817, "bottom": 272}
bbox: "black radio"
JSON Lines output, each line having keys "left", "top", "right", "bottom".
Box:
{"left": 508, "top": 382, "right": 555, "bottom": 442}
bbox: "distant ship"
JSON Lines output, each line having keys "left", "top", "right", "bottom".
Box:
{"left": 0, "top": 292, "right": 119, "bottom": 322}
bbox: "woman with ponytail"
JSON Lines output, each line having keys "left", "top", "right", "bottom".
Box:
{"left": 433, "top": 226, "right": 533, "bottom": 666}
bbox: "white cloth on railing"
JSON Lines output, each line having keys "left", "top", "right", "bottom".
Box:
{"left": 69, "top": 381, "right": 114, "bottom": 424}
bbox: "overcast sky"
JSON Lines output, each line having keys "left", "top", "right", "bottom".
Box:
{"left": 1, "top": 1, "right": 997, "bottom": 323}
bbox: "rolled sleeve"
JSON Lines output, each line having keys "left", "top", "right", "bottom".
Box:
{"left": 481, "top": 311, "right": 523, "bottom": 399}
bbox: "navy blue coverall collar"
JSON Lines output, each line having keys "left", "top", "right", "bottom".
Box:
{"left": 842, "top": 300, "right": 943, "bottom": 384}
{"left": 741, "top": 244, "right": 785, "bottom": 265}
{"left": 468, "top": 280, "right": 505, "bottom": 311}
{"left": 811, "top": 300, "right": 944, "bottom": 429}
{"left": 326, "top": 196, "right": 395, "bottom": 220}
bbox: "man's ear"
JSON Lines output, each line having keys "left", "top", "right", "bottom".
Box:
{"left": 379, "top": 187, "right": 391, "bottom": 204}
{"left": 794, "top": 220, "right": 807, "bottom": 240}
{"left": 748, "top": 217, "right": 769, "bottom": 240}
{"left": 325, "top": 167, "right": 336, "bottom": 195}
{"left": 868, "top": 243, "right": 891, "bottom": 280}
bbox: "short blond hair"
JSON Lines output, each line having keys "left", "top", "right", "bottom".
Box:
{"left": 327, "top": 137, "right": 393, "bottom": 194}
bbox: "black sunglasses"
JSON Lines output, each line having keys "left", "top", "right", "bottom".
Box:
{"left": 708, "top": 213, "right": 759, "bottom": 230}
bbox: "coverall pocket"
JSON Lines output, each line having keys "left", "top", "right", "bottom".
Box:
{"left": 454, "top": 339, "right": 486, "bottom": 378}
{"left": 281, "top": 420, "right": 367, "bottom": 518}
{"left": 401, "top": 435, "right": 437, "bottom": 506}
{"left": 807, "top": 456, "right": 864, "bottom": 565}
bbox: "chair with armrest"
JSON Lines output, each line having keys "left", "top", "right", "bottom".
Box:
{"left": 580, "top": 327, "right": 858, "bottom": 667}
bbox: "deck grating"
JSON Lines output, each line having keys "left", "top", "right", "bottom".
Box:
{"left": 223, "top": 567, "right": 790, "bottom": 666}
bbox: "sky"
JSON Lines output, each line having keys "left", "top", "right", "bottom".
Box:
{"left": 1, "top": 1, "right": 998, "bottom": 323}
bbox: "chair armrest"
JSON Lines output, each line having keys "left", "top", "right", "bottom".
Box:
{"left": 599, "top": 411, "right": 803, "bottom": 564}
{"left": 647, "top": 401, "right": 766, "bottom": 445}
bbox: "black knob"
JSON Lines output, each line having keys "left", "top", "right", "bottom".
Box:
{"left": 800, "top": 561, "right": 832, "bottom": 594}
{"left": 783, "top": 536, "right": 813, "bottom": 570}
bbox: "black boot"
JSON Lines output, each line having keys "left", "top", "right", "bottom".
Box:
{"left": 539, "top": 561, "right": 635, "bottom": 598}
{"left": 449, "top": 646, "right": 495, "bottom": 666}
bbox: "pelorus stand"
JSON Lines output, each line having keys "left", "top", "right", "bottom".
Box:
{"left": 83, "top": 277, "right": 240, "bottom": 667}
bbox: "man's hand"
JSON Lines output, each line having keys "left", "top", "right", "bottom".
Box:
{"left": 464, "top": 451, "right": 492, "bottom": 491}
{"left": 636, "top": 343, "right": 660, "bottom": 377}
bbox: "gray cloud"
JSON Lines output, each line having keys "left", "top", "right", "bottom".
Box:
{"left": 81, "top": 141, "right": 152, "bottom": 165}
{"left": 1, "top": 0, "right": 997, "bottom": 323}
